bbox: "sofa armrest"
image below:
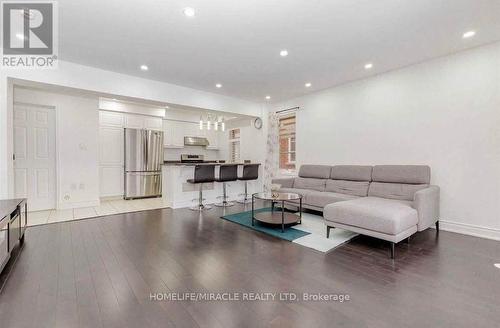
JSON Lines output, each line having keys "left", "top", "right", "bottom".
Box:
{"left": 413, "top": 185, "right": 440, "bottom": 231}
{"left": 271, "top": 178, "right": 295, "bottom": 188}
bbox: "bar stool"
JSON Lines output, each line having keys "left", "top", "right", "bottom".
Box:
{"left": 237, "top": 164, "right": 260, "bottom": 203}
{"left": 214, "top": 164, "right": 238, "bottom": 207}
{"left": 187, "top": 164, "right": 216, "bottom": 211}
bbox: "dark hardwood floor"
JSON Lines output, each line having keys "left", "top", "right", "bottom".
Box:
{"left": 0, "top": 204, "right": 499, "bottom": 328}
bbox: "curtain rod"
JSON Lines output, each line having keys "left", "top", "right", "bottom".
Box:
{"left": 276, "top": 106, "right": 299, "bottom": 114}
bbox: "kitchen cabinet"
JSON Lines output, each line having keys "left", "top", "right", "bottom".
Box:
{"left": 100, "top": 111, "right": 162, "bottom": 131}
{"left": 163, "top": 120, "right": 185, "bottom": 148}
{"left": 99, "top": 127, "right": 124, "bottom": 165}
{"left": 99, "top": 111, "right": 163, "bottom": 197}
{"left": 162, "top": 119, "right": 221, "bottom": 150}
{"left": 125, "top": 114, "right": 144, "bottom": 129}
{"left": 99, "top": 111, "right": 124, "bottom": 127}
{"left": 144, "top": 117, "right": 162, "bottom": 131}
{"left": 99, "top": 126, "right": 124, "bottom": 197}
{"left": 100, "top": 166, "right": 124, "bottom": 197}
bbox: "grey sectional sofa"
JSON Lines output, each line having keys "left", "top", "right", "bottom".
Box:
{"left": 272, "top": 165, "right": 440, "bottom": 258}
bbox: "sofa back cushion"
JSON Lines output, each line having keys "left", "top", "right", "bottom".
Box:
{"left": 368, "top": 182, "right": 428, "bottom": 201}
{"left": 372, "top": 165, "right": 430, "bottom": 184}
{"left": 298, "top": 165, "right": 332, "bottom": 179}
{"left": 294, "top": 177, "right": 326, "bottom": 192}
{"left": 331, "top": 165, "right": 373, "bottom": 181}
{"left": 325, "top": 180, "right": 370, "bottom": 196}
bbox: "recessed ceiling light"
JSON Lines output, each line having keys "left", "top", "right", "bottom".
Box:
{"left": 215, "top": 83, "right": 222, "bottom": 88}
{"left": 495, "top": 263, "right": 500, "bottom": 269}
{"left": 279, "top": 49, "right": 288, "bottom": 57}
{"left": 16, "top": 33, "right": 24, "bottom": 40}
{"left": 463, "top": 30, "right": 476, "bottom": 39}
{"left": 265, "top": 95, "right": 271, "bottom": 100}
{"left": 183, "top": 7, "right": 195, "bottom": 17}
{"left": 364, "top": 63, "right": 373, "bottom": 70}
{"left": 305, "top": 82, "right": 312, "bottom": 88}
{"left": 112, "top": 98, "right": 117, "bottom": 101}
{"left": 140, "top": 65, "right": 148, "bottom": 71}
{"left": 165, "top": 106, "right": 169, "bottom": 109}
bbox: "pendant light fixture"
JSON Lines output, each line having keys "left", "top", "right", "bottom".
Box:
{"left": 199, "top": 113, "right": 224, "bottom": 132}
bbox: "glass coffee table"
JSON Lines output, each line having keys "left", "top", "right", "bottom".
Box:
{"left": 251, "top": 192, "right": 303, "bottom": 232}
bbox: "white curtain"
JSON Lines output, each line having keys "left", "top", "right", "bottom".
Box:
{"left": 263, "top": 111, "right": 279, "bottom": 192}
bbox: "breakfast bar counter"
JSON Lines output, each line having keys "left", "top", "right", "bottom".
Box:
{"left": 162, "top": 163, "right": 261, "bottom": 208}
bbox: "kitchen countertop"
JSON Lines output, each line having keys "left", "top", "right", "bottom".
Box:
{"left": 0, "top": 199, "right": 25, "bottom": 222}
{"left": 163, "top": 161, "right": 260, "bottom": 166}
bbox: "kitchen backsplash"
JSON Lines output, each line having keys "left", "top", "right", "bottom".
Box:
{"left": 163, "top": 146, "right": 223, "bottom": 161}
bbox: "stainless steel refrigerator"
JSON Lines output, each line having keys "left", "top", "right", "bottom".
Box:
{"left": 124, "top": 128, "right": 164, "bottom": 199}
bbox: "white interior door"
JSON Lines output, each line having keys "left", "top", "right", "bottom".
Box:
{"left": 13, "top": 104, "right": 56, "bottom": 211}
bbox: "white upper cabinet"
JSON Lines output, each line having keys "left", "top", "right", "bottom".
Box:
{"left": 99, "top": 111, "right": 124, "bottom": 127}
{"left": 144, "top": 117, "right": 162, "bottom": 131}
{"left": 99, "top": 127, "right": 124, "bottom": 165}
{"left": 163, "top": 120, "right": 184, "bottom": 148}
{"left": 125, "top": 114, "right": 144, "bottom": 129}
{"left": 100, "top": 111, "right": 162, "bottom": 131}
{"left": 98, "top": 110, "right": 163, "bottom": 197}
{"left": 162, "top": 119, "right": 222, "bottom": 150}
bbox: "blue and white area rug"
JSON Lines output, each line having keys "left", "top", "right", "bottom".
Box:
{"left": 221, "top": 208, "right": 358, "bottom": 253}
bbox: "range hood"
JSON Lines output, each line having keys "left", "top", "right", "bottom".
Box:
{"left": 184, "top": 136, "right": 209, "bottom": 146}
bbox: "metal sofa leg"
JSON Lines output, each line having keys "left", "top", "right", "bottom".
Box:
{"left": 326, "top": 226, "right": 334, "bottom": 239}
{"left": 435, "top": 220, "right": 440, "bottom": 232}
{"left": 390, "top": 242, "right": 395, "bottom": 259}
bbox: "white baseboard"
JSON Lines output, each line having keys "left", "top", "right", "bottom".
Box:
{"left": 436, "top": 219, "right": 500, "bottom": 241}
{"left": 57, "top": 199, "right": 100, "bottom": 210}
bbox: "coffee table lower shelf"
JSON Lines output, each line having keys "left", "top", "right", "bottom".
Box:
{"left": 253, "top": 212, "right": 301, "bottom": 225}
{"left": 251, "top": 192, "right": 303, "bottom": 233}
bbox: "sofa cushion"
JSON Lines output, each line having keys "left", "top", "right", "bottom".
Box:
{"left": 278, "top": 187, "right": 314, "bottom": 197}
{"left": 305, "top": 191, "right": 358, "bottom": 208}
{"left": 372, "top": 165, "right": 430, "bottom": 184}
{"left": 293, "top": 177, "right": 326, "bottom": 192}
{"left": 368, "top": 182, "right": 428, "bottom": 201}
{"left": 325, "top": 180, "right": 369, "bottom": 197}
{"left": 277, "top": 187, "right": 313, "bottom": 205}
{"left": 324, "top": 197, "right": 418, "bottom": 235}
{"left": 298, "top": 165, "right": 332, "bottom": 179}
{"left": 331, "top": 165, "right": 373, "bottom": 181}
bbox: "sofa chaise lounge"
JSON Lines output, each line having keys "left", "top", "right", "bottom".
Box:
{"left": 272, "top": 165, "right": 440, "bottom": 258}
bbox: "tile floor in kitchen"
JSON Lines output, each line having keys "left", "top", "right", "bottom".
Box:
{"left": 27, "top": 198, "right": 170, "bottom": 226}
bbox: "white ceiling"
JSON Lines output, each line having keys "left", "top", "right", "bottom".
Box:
{"left": 59, "top": 0, "right": 500, "bottom": 103}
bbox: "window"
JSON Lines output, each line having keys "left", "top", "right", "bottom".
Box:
{"left": 229, "top": 128, "right": 240, "bottom": 162}
{"left": 279, "top": 113, "right": 296, "bottom": 172}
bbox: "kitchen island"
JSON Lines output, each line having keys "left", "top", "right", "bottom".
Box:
{"left": 162, "top": 162, "right": 262, "bottom": 209}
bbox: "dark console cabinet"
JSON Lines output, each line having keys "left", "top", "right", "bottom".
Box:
{"left": 0, "top": 199, "right": 26, "bottom": 274}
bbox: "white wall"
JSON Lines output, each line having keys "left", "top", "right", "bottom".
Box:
{"left": 273, "top": 42, "right": 500, "bottom": 239}
{"left": 0, "top": 59, "right": 263, "bottom": 199}
{"left": 14, "top": 88, "right": 100, "bottom": 209}
{"left": 218, "top": 118, "right": 267, "bottom": 190}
